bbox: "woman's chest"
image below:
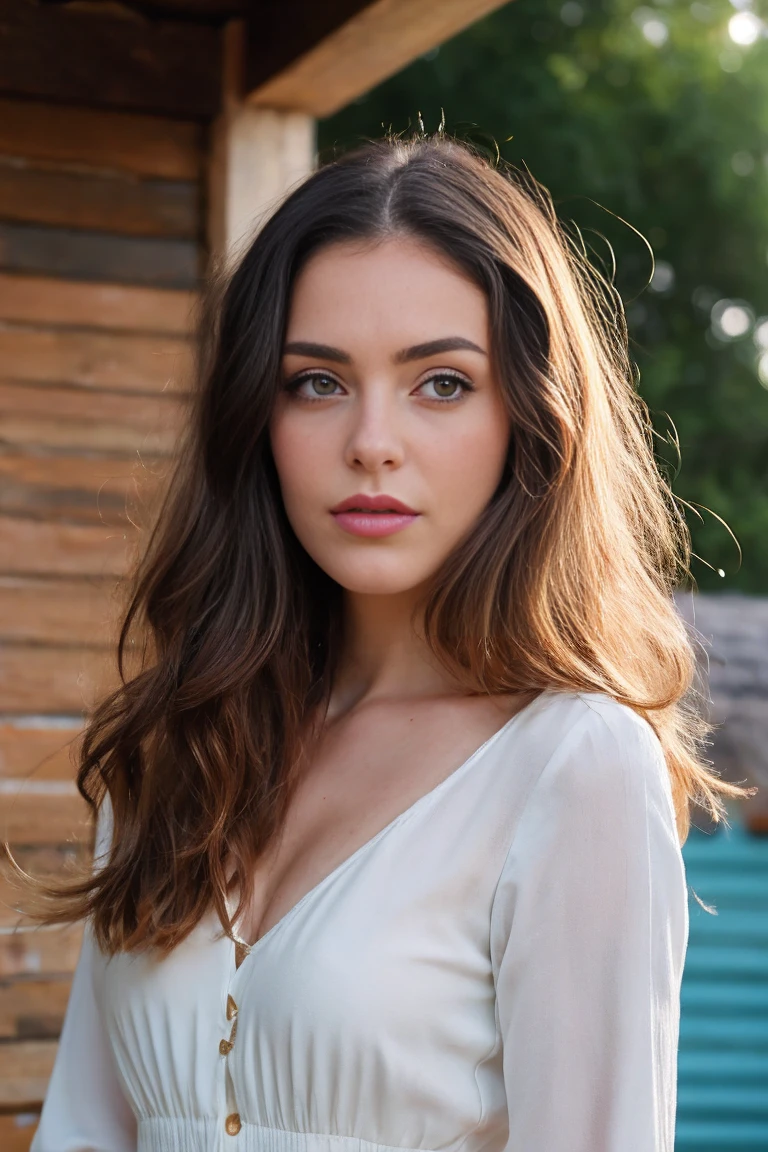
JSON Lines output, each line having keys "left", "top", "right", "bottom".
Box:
{"left": 95, "top": 795, "right": 510, "bottom": 1132}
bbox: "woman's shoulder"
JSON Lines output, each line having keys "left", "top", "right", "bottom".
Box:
{"left": 529, "top": 686, "right": 662, "bottom": 748}
{"left": 507, "top": 687, "right": 671, "bottom": 810}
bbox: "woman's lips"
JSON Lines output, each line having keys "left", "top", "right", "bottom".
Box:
{"left": 330, "top": 495, "right": 420, "bottom": 538}
{"left": 331, "top": 510, "right": 420, "bottom": 537}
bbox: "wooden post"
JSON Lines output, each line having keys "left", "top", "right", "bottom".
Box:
{"left": 208, "top": 22, "right": 316, "bottom": 266}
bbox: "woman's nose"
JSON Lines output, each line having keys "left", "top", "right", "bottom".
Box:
{"left": 344, "top": 390, "right": 405, "bottom": 472}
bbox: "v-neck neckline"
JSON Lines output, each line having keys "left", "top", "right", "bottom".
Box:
{"left": 226, "top": 689, "right": 550, "bottom": 971}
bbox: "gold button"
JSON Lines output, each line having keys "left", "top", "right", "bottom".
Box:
{"left": 226, "top": 994, "right": 238, "bottom": 1020}
{"left": 219, "top": 1038, "right": 233, "bottom": 1056}
{"left": 225, "top": 1113, "right": 241, "bottom": 1136}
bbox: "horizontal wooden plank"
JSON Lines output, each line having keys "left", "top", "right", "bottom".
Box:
{"left": 0, "top": 451, "right": 166, "bottom": 525}
{"left": 0, "top": 412, "right": 178, "bottom": 457}
{"left": 0, "top": 1111, "right": 39, "bottom": 1151}
{"left": 0, "top": 161, "right": 200, "bottom": 240}
{"left": 0, "top": 725, "right": 82, "bottom": 782}
{"left": 0, "top": 1038, "right": 56, "bottom": 1109}
{"left": 0, "top": 99, "right": 204, "bottom": 181}
{"left": 0, "top": 221, "right": 201, "bottom": 289}
{"left": 0, "top": 786, "right": 90, "bottom": 845}
{"left": 0, "top": 383, "right": 185, "bottom": 456}
{"left": 1, "top": 846, "right": 88, "bottom": 931}
{"left": 0, "top": 273, "right": 196, "bottom": 334}
{"left": 0, "top": 645, "right": 118, "bottom": 715}
{"left": 0, "top": 577, "right": 121, "bottom": 648}
{"left": 0, "top": 516, "right": 134, "bottom": 577}
{"left": 0, "top": 925, "right": 83, "bottom": 980}
{"left": 0, "top": 0, "right": 221, "bottom": 119}
{"left": 248, "top": 0, "right": 512, "bottom": 117}
{"left": 0, "top": 325, "right": 191, "bottom": 394}
{"left": 0, "top": 977, "right": 71, "bottom": 1041}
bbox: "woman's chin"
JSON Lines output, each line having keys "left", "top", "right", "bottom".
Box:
{"left": 322, "top": 561, "right": 438, "bottom": 599}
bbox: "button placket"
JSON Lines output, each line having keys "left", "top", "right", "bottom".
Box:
{"left": 220, "top": 978, "right": 241, "bottom": 1135}
{"left": 221, "top": 893, "right": 248, "bottom": 1136}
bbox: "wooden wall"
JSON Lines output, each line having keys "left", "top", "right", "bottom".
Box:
{"left": 0, "top": 97, "right": 201, "bottom": 1143}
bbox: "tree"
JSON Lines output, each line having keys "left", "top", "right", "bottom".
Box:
{"left": 320, "top": 0, "right": 768, "bottom": 591}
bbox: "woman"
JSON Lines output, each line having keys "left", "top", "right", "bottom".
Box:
{"left": 30, "top": 133, "right": 742, "bottom": 1151}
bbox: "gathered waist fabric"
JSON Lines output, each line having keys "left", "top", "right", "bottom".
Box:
{"left": 138, "top": 1118, "right": 430, "bottom": 1152}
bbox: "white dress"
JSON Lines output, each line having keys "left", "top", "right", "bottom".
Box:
{"left": 31, "top": 689, "right": 689, "bottom": 1152}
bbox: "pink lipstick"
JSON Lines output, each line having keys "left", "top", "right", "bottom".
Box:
{"left": 330, "top": 493, "right": 420, "bottom": 538}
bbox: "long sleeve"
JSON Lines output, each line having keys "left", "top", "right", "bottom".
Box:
{"left": 490, "top": 695, "right": 689, "bottom": 1152}
{"left": 31, "top": 801, "right": 137, "bottom": 1152}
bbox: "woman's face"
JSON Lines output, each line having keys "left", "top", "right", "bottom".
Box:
{"left": 269, "top": 235, "right": 511, "bottom": 596}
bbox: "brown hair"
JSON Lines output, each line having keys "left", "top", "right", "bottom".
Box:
{"left": 24, "top": 133, "right": 749, "bottom": 955}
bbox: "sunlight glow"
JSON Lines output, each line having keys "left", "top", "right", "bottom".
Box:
{"left": 729, "top": 11, "right": 763, "bottom": 45}
{"left": 632, "top": 8, "right": 670, "bottom": 45}
{"left": 711, "top": 299, "right": 753, "bottom": 340}
{"left": 758, "top": 351, "right": 768, "bottom": 388}
{"left": 649, "top": 261, "right": 675, "bottom": 293}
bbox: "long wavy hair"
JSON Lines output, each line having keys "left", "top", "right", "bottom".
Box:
{"left": 26, "top": 132, "right": 748, "bottom": 955}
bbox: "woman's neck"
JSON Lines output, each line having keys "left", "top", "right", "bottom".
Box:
{"left": 327, "top": 587, "right": 461, "bottom": 719}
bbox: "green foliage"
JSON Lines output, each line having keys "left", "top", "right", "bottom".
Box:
{"left": 320, "top": 0, "right": 768, "bottom": 591}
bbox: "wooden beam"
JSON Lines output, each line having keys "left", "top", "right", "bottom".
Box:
{"left": 0, "top": 0, "right": 221, "bottom": 119}
{"left": 247, "top": 0, "right": 513, "bottom": 118}
{"left": 209, "top": 23, "right": 316, "bottom": 260}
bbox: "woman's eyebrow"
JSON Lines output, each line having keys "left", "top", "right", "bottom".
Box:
{"left": 283, "top": 341, "right": 351, "bottom": 363}
{"left": 394, "top": 337, "right": 487, "bottom": 362}
{"left": 283, "top": 337, "right": 487, "bottom": 363}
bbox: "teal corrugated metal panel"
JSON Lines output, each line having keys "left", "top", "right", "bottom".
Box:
{"left": 676, "top": 817, "right": 768, "bottom": 1152}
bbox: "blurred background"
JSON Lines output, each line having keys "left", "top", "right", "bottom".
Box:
{"left": 0, "top": 0, "right": 766, "bottom": 1146}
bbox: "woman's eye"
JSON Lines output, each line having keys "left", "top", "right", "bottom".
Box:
{"left": 418, "top": 374, "right": 470, "bottom": 401}
{"left": 291, "top": 373, "right": 343, "bottom": 399}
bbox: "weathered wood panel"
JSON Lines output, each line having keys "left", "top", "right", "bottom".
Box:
{"left": 0, "top": 0, "right": 221, "bottom": 118}
{"left": 0, "top": 88, "right": 203, "bottom": 1124}
{"left": 0, "top": 847, "right": 87, "bottom": 931}
{"left": 0, "top": 578, "right": 120, "bottom": 648}
{"left": 0, "top": 1111, "right": 40, "bottom": 1149}
{"left": 0, "top": 646, "right": 117, "bottom": 716}
{"left": 0, "top": 978, "right": 72, "bottom": 1041}
{"left": 0, "top": 925, "right": 83, "bottom": 980}
{"left": 0, "top": 326, "right": 191, "bottom": 394}
{"left": 0, "top": 1038, "right": 57, "bottom": 1109}
{"left": 0, "top": 100, "right": 203, "bottom": 181}
{"left": 0, "top": 162, "right": 200, "bottom": 240}
{"left": 0, "top": 451, "right": 165, "bottom": 524}
{"left": 0, "top": 726, "right": 82, "bottom": 782}
{"left": 0, "top": 273, "right": 196, "bottom": 335}
{"left": 0, "top": 786, "right": 90, "bottom": 846}
{"left": 0, "top": 222, "right": 201, "bottom": 289}
{"left": 0, "top": 516, "right": 134, "bottom": 578}
{"left": 0, "top": 384, "right": 185, "bottom": 455}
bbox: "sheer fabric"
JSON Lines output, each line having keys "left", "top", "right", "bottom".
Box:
{"left": 32, "top": 690, "right": 689, "bottom": 1152}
